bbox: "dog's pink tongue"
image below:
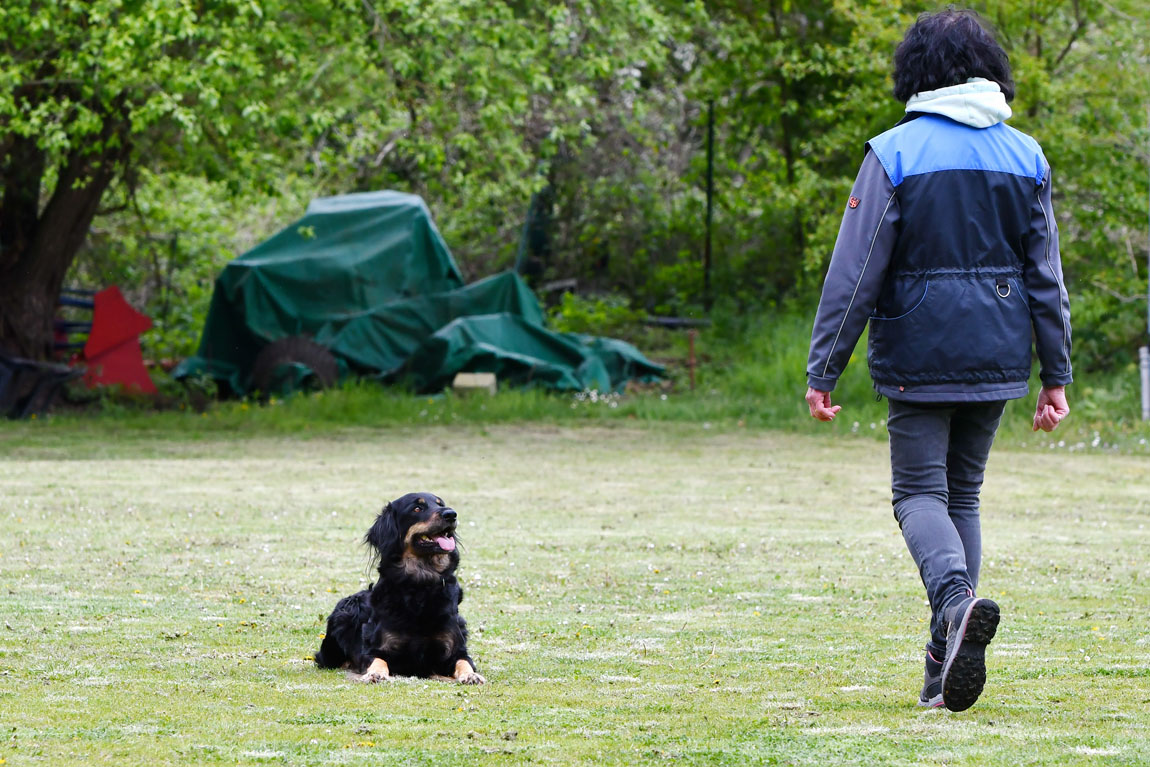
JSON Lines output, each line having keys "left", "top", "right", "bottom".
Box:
{"left": 436, "top": 536, "right": 456, "bottom": 552}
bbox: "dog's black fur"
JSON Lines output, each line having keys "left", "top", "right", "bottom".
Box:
{"left": 315, "top": 492, "right": 483, "bottom": 684}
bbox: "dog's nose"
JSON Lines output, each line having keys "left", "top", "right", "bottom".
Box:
{"left": 441, "top": 509, "right": 457, "bottom": 522}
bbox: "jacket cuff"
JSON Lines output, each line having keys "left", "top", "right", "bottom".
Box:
{"left": 1039, "top": 371, "right": 1073, "bottom": 387}
{"left": 807, "top": 374, "right": 837, "bottom": 392}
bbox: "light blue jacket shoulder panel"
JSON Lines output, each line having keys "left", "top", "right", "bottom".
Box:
{"left": 866, "top": 115, "right": 1047, "bottom": 187}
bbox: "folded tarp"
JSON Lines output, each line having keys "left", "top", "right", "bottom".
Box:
{"left": 400, "top": 314, "right": 663, "bottom": 392}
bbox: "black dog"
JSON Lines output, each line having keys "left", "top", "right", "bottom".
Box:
{"left": 315, "top": 492, "right": 484, "bottom": 684}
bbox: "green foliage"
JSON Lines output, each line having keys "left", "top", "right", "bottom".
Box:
{"left": 4, "top": 0, "right": 1148, "bottom": 370}
{"left": 547, "top": 292, "right": 647, "bottom": 336}
{"left": 0, "top": 0, "right": 377, "bottom": 353}
{"left": 305, "top": 0, "right": 686, "bottom": 281}
{"left": 0, "top": 0, "right": 370, "bottom": 184}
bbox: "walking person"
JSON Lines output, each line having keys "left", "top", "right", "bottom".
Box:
{"left": 804, "top": 9, "right": 1072, "bottom": 712}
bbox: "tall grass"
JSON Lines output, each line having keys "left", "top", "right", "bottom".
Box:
{"left": 10, "top": 309, "right": 1150, "bottom": 453}
{"left": 682, "top": 307, "right": 1150, "bottom": 451}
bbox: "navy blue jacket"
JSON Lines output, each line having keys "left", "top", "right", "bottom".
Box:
{"left": 806, "top": 113, "right": 1072, "bottom": 402}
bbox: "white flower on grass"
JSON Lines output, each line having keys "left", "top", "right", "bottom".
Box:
{"left": 1074, "top": 747, "right": 1121, "bottom": 756}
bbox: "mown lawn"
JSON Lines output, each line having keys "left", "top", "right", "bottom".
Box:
{"left": 1, "top": 422, "right": 1147, "bottom": 766}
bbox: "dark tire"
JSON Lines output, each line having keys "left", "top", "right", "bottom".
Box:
{"left": 249, "top": 336, "right": 338, "bottom": 396}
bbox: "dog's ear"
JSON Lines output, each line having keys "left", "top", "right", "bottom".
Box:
{"left": 364, "top": 502, "right": 401, "bottom": 566}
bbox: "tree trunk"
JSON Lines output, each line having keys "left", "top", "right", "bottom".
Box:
{"left": 0, "top": 108, "right": 129, "bottom": 360}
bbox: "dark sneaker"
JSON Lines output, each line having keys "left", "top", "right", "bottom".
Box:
{"left": 917, "top": 651, "right": 944, "bottom": 708}
{"left": 941, "top": 597, "right": 1000, "bottom": 712}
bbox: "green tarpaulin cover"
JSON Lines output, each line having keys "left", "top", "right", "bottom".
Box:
{"left": 174, "top": 191, "right": 663, "bottom": 395}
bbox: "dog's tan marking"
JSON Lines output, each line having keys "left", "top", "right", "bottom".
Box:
{"left": 435, "top": 496, "right": 443, "bottom": 505}
{"left": 399, "top": 519, "right": 454, "bottom": 580}
{"left": 399, "top": 550, "right": 441, "bottom": 580}
{"left": 452, "top": 659, "right": 485, "bottom": 685}
{"left": 404, "top": 520, "right": 436, "bottom": 543}
{"left": 354, "top": 657, "right": 391, "bottom": 683}
{"left": 377, "top": 631, "right": 405, "bottom": 654}
{"left": 435, "top": 632, "right": 456, "bottom": 656}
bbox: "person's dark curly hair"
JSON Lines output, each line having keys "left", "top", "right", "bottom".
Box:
{"left": 893, "top": 9, "right": 1014, "bottom": 102}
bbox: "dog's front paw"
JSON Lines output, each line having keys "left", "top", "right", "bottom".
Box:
{"left": 353, "top": 658, "right": 392, "bottom": 683}
{"left": 456, "top": 670, "right": 486, "bottom": 685}
{"left": 357, "top": 670, "right": 392, "bottom": 684}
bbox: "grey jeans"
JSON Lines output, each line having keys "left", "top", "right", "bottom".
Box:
{"left": 887, "top": 398, "right": 1006, "bottom": 657}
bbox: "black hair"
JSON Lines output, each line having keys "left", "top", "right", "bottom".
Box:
{"left": 892, "top": 9, "right": 1014, "bottom": 102}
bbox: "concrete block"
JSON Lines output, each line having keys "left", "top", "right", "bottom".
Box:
{"left": 452, "top": 372, "right": 497, "bottom": 395}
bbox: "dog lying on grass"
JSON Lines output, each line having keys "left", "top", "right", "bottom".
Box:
{"left": 315, "top": 492, "right": 484, "bottom": 684}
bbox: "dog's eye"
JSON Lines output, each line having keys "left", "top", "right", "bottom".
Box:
{"left": 435, "top": 497, "right": 443, "bottom": 506}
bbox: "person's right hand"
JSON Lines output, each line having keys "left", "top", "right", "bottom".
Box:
{"left": 1032, "top": 385, "right": 1069, "bottom": 432}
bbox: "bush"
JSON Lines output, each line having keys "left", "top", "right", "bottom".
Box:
{"left": 547, "top": 292, "right": 647, "bottom": 336}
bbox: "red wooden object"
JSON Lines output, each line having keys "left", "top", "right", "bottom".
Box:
{"left": 80, "top": 286, "right": 156, "bottom": 394}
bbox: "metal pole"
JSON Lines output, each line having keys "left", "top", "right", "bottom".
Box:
{"left": 1141, "top": 346, "right": 1150, "bottom": 421}
{"left": 704, "top": 99, "right": 714, "bottom": 313}
{"left": 1143, "top": 106, "right": 1149, "bottom": 419}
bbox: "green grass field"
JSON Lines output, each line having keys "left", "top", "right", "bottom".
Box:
{"left": 1, "top": 420, "right": 1147, "bottom": 766}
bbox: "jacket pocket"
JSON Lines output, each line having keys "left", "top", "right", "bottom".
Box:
{"left": 869, "top": 274, "right": 1032, "bottom": 383}
{"left": 871, "top": 276, "right": 929, "bottom": 321}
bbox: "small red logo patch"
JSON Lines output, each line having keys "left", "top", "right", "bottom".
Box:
{"left": 848, "top": 196, "right": 861, "bottom": 209}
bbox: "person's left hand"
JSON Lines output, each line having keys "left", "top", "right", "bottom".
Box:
{"left": 805, "top": 387, "right": 841, "bottom": 422}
